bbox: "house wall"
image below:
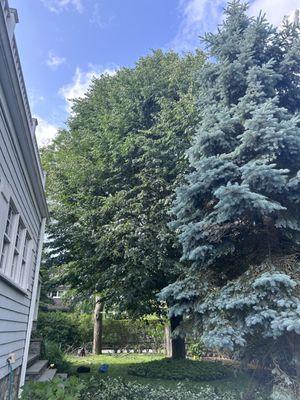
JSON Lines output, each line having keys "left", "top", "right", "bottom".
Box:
{"left": 0, "top": 70, "right": 41, "bottom": 382}
{"left": 0, "top": 1, "right": 47, "bottom": 394}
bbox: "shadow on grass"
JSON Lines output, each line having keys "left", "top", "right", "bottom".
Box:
{"left": 66, "top": 353, "right": 270, "bottom": 396}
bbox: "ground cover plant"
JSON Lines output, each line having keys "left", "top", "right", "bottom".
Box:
{"left": 127, "top": 358, "right": 231, "bottom": 381}
{"left": 21, "top": 376, "right": 84, "bottom": 400}
{"left": 83, "top": 377, "right": 268, "bottom": 400}
{"left": 21, "top": 354, "right": 270, "bottom": 399}
{"left": 21, "top": 376, "right": 269, "bottom": 400}
{"left": 41, "top": 340, "right": 71, "bottom": 373}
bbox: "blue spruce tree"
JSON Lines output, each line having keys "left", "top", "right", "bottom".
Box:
{"left": 160, "top": 1, "right": 300, "bottom": 396}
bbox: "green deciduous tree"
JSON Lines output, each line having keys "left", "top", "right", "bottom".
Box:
{"left": 161, "top": 1, "right": 300, "bottom": 393}
{"left": 43, "top": 50, "right": 205, "bottom": 358}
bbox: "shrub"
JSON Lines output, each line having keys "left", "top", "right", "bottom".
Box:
{"left": 187, "top": 341, "right": 204, "bottom": 359}
{"left": 37, "top": 312, "right": 83, "bottom": 349}
{"left": 103, "top": 319, "right": 164, "bottom": 352}
{"left": 41, "top": 341, "right": 71, "bottom": 373}
{"left": 74, "top": 313, "right": 93, "bottom": 345}
{"left": 37, "top": 312, "right": 164, "bottom": 352}
{"left": 128, "top": 358, "right": 232, "bottom": 381}
{"left": 84, "top": 377, "right": 267, "bottom": 400}
{"left": 21, "top": 377, "right": 85, "bottom": 400}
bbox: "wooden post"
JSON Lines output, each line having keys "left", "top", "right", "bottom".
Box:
{"left": 164, "top": 325, "right": 172, "bottom": 357}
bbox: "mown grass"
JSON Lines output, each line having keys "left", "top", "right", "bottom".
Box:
{"left": 67, "top": 353, "right": 270, "bottom": 396}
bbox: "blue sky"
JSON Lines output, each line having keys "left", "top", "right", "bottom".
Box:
{"left": 10, "top": 0, "right": 299, "bottom": 146}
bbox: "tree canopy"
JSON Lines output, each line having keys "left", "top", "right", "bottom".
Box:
{"left": 43, "top": 49, "right": 205, "bottom": 317}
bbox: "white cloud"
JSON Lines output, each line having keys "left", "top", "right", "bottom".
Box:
{"left": 249, "top": 0, "right": 300, "bottom": 26}
{"left": 89, "top": 3, "right": 115, "bottom": 29}
{"left": 89, "top": 3, "right": 105, "bottom": 28}
{"left": 46, "top": 50, "right": 66, "bottom": 69}
{"left": 28, "top": 90, "right": 45, "bottom": 109}
{"left": 172, "top": 0, "right": 299, "bottom": 52}
{"left": 35, "top": 117, "right": 58, "bottom": 147}
{"left": 171, "top": 0, "right": 225, "bottom": 52}
{"left": 59, "top": 65, "right": 118, "bottom": 113}
{"left": 41, "top": 0, "right": 83, "bottom": 13}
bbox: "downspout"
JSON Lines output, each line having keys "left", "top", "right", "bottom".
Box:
{"left": 18, "top": 217, "right": 46, "bottom": 395}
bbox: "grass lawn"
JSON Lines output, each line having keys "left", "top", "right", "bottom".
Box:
{"left": 67, "top": 353, "right": 268, "bottom": 395}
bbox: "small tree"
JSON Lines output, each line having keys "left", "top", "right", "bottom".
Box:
{"left": 162, "top": 0, "right": 300, "bottom": 394}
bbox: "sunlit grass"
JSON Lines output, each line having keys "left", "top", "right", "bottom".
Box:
{"left": 67, "top": 353, "right": 268, "bottom": 395}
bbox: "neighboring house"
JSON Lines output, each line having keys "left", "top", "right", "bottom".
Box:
{"left": 0, "top": 2, "right": 48, "bottom": 398}
{"left": 47, "top": 286, "right": 69, "bottom": 311}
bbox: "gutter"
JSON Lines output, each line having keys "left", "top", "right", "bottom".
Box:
{"left": 18, "top": 217, "right": 46, "bottom": 395}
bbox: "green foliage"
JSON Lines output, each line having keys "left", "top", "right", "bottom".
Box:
{"left": 21, "top": 376, "right": 268, "bottom": 400}
{"left": 42, "top": 341, "right": 71, "bottom": 373}
{"left": 21, "top": 377, "right": 84, "bottom": 400}
{"left": 37, "top": 312, "right": 90, "bottom": 349}
{"left": 37, "top": 312, "right": 164, "bottom": 351}
{"left": 187, "top": 341, "right": 204, "bottom": 359}
{"left": 103, "top": 319, "right": 164, "bottom": 352}
{"left": 163, "top": 0, "right": 300, "bottom": 386}
{"left": 84, "top": 377, "right": 268, "bottom": 400}
{"left": 75, "top": 313, "right": 94, "bottom": 344}
{"left": 128, "top": 358, "right": 231, "bottom": 381}
{"left": 42, "top": 49, "right": 205, "bottom": 317}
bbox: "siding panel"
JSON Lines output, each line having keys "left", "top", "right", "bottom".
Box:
{"left": 0, "top": 309, "right": 28, "bottom": 324}
{"left": 0, "top": 358, "right": 22, "bottom": 378}
{"left": 0, "top": 294, "right": 29, "bottom": 315}
{"left": 0, "top": 320, "right": 27, "bottom": 333}
{"left": 0, "top": 331, "right": 26, "bottom": 343}
{"left": 0, "top": 340, "right": 25, "bottom": 356}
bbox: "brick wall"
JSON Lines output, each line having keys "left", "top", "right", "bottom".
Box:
{"left": 0, "top": 366, "right": 21, "bottom": 400}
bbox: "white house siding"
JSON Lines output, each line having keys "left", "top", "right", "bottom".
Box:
{"left": 0, "top": 1, "right": 48, "bottom": 395}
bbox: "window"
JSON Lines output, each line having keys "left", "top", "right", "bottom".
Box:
{"left": 49, "top": 290, "right": 64, "bottom": 299}
{"left": 0, "top": 240, "right": 9, "bottom": 270}
{"left": 15, "top": 221, "right": 23, "bottom": 250}
{"left": 0, "top": 202, "right": 32, "bottom": 290}
{"left": 0, "top": 204, "right": 17, "bottom": 274}
{"left": 19, "top": 234, "right": 31, "bottom": 287}
{"left": 5, "top": 205, "right": 15, "bottom": 237}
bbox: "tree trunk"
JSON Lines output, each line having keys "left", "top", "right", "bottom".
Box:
{"left": 93, "top": 297, "right": 104, "bottom": 355}
{"left": 170, "top": 315, "right": 186, "bottom": 360}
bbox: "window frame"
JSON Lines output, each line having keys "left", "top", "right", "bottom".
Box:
{"left": 0, "top": 179, "right": 34, "bottom": 294}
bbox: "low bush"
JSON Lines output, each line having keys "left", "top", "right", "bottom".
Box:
{"left": 103, "top": 319, "right": 164, "bottom": 352}
{"left": 21, "top": 377, "right": 268, "bottom": 400}
{"left": 187, "top": 341, "right": 204, "bottom": 358}
{"left": 85, "top": 377, "right": 268, "bottom": 400}
{"left": 20, "top": 376, "right": 84, "bottom": 400}
{"left": 128, "top": 358, "right": 232, "bottom": 381}
{"left": 37, "top": 312, "right": 85, "bottom": 349}
{"left": 41, "top": 340, "right": 71, "bottom": 372}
